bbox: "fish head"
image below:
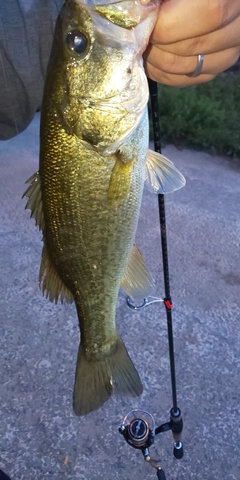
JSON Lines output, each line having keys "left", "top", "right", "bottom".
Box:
{"left": 47, "top": 0, "right": 160, "bottom": 152}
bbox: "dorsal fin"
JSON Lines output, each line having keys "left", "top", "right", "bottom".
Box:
{"left": 39, "top": 246, "right": 74, "bottom": 304}
{"left": 22, "top": 171, "right": 45, "bottom": 231}
{"left": 23, "top": 171, "right": 73, "bottom": 304}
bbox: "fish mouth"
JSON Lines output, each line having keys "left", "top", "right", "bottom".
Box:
{"left": 94, "top": 0, "right": 158, "bottom": 29}
{"left": 76, "top": 0, "right": 158, "bottom": 25}
{"left": 75, "top": 0, "right": 160, "bottom": 55}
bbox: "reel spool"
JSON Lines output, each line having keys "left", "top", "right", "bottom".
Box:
{"left": 119, "top": 409, "right": 155, "bottom": 449}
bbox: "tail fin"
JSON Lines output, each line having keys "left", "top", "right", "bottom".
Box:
{"left": 73, "top": 336, "right": 143, "bottom": 416}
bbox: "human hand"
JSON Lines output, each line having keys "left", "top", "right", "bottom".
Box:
{"left": 143, "top": 0, "right": 240, "bottom": 86}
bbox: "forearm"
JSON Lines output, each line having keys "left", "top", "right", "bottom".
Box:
{"left": 0, "top": 0, "right": 63, "bottom": 140}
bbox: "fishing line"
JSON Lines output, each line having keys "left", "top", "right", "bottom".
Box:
{"left": 119, "top": 79, "right": 183, "bottom": 480}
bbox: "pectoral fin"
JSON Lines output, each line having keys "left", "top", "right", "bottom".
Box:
{"left": 39, "top": 246, "right": 74, "bottom": 304}
{"left": 22, "top": 171, "right": 45, "bottom": 230}
{"left": 121, "top": 244, "right": 154, "bottom": 301}
{"left": 145, "top": 149, "right": 186, "bottom": 194}
{"left": 108, "top": 154, "right": 134, "bottom": 204}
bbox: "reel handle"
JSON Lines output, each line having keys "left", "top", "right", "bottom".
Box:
{"left": 157, "top": 469, "right": 166, "bottom": 480}
{"left": 173, "top": 442, "right": 184, "bottom": 459}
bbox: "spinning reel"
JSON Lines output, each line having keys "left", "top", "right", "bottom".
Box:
{"left": 119, "top": 408, "right": 183, "bottom": 480}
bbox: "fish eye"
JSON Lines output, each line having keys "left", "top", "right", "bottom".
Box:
{"left": 67, "top": 30, "right": 89, "bottom": 55}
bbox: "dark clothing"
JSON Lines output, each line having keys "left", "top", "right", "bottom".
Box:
{"left": 0, "top": 0, "right": 63, "bottom": 140}
{"left": 0, "top": 470, "right": 12, "bottom": 480}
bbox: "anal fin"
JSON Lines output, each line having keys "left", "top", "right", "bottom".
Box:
{"left": 120, "top": 244, "right": 154, "bottom": 301}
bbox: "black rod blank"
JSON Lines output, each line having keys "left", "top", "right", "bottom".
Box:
{"left": 148, "top": 78, "right": 178, "bottom": 413}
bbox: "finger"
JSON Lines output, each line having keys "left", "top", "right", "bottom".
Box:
{"left": 145, "top": 61, "right": 216, "bottom": 87}
{"left": 144, "top": 45, "right": 240, "bottom": 76}
{"left": 152, "top": 0, "right": 240, "bottom": 44}
{"left": 155, "top": 15, "right": 240, "bottom": 56}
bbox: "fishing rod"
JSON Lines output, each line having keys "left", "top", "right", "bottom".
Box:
{"left": 119, "top": 79, "right": 183, "bottom": 480}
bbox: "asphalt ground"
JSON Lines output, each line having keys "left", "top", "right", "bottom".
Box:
{"left": 0, "top": 113, "right": 240, "bottom": 480}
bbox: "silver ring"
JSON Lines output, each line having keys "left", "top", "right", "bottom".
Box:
{"left": 187, "top": 54, "right": 204, "bottom": 77}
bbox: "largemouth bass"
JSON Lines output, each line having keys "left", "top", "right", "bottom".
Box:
{"left": 23, "top": 0, "right": 185, "bottom": 416}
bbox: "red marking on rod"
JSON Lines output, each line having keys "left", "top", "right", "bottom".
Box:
{"left": 164, "top": 299, "right": 173, "bottom": 309}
